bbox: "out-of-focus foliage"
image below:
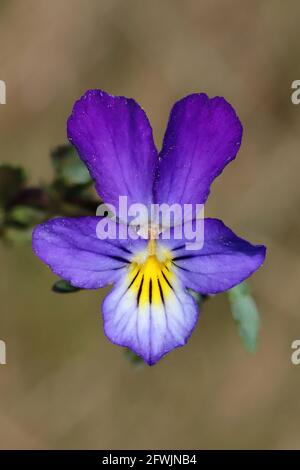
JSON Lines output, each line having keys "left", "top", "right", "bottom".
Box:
{"left": 0, "top": 164, "right": 26, "bottom": 205}
{"left": 52, "top": 279, "right": 81, "bottom": 293}
{"left": 228, "top": 282, "right": 260, "bottom": 353}
{"left": 124, "top": 348, "right": 145, "bottom": 368}
{"left": 0, "top": 145, "right": 98, "bottom": 245}
{"left": 51, "top": 145, "right": 91, "bottom": 186}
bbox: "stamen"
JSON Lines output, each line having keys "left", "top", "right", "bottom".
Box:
{"left": 128, "top": 243, "right": 174, "bottom": 307}
{"left": 148, "top": 238, "right": 156, "bottom": 256}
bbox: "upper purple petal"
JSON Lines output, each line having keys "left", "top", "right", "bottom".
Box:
{"left": 154, "top": 93, "right": 243, "bottom": 206}
{"left": 67, "top": 90, "right": 157, "bottom": 211}
{"left": 159, "top": 218, "right": 266, "bottom": 294}
{"left": 32, "top": 217, "right": 147, "bottom": 289}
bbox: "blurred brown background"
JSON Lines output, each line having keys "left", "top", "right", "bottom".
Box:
{"left": 0, "top": 0, "right": 299, "bottom": 450}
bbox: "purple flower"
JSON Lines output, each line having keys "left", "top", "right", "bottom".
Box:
{"left": 32, "top": 90, "right": 266, "bottom": 365}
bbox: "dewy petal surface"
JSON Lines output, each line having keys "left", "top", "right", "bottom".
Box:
{"left": 159, "top": 218, "right": 266, "bottom": 294}
{"left": 154, "top": 93, "right": 243, "bottom": 207}
{"left": 32, "top": 217, "right": 147, "bottom": 289}
{"left": 102, "top": 250, "right": 199, "bottom": 365}
{"left": 67, "top": 90, "right": 157, "bottom": 213}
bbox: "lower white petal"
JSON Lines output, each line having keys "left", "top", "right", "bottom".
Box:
{"left": 102, "top": 246, "right": 199, "bottom": 365}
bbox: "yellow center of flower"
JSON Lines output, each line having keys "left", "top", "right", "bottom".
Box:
{"left": 128, "top": 240, "right": 174, "bottom": 307}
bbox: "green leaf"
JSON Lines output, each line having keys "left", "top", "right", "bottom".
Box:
{"left": 52, "top": 279, "right": 81, "bottom": 293}
{"left": 227, "top": 282, "right": 260, "bottom": 353}
{"left": 124, "top": 348, "right": 144, "bottom": 368}
{"left": 51, "top": 145, "right": 91, "bottom": 186}
{"left": 7, "top": 205, "right": 45, "bottom": 227}
{"left": 3, "top": 226, "right": 33, "bottom": 245}
{"left": 0, "top": 163, "right": 26, "bottom": 205}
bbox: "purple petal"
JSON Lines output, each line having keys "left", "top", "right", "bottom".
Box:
{"left": 160, "top": 218, "right": 266, "bottom": 294}
{"left": 32, "top": 217, "right": 147, "bottom": 289}
{"left": 67, "top": 90, "right": 157, "bottom": 212}
{"left": 102, "top": 266, "right": 199, "bottom": 365}
{"left": 154, "top": 93, "right": 243, "bottom": 206}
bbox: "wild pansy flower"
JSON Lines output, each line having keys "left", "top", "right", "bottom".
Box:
{"left": 32, "top": 90, "right": 266, "bottom": 365}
